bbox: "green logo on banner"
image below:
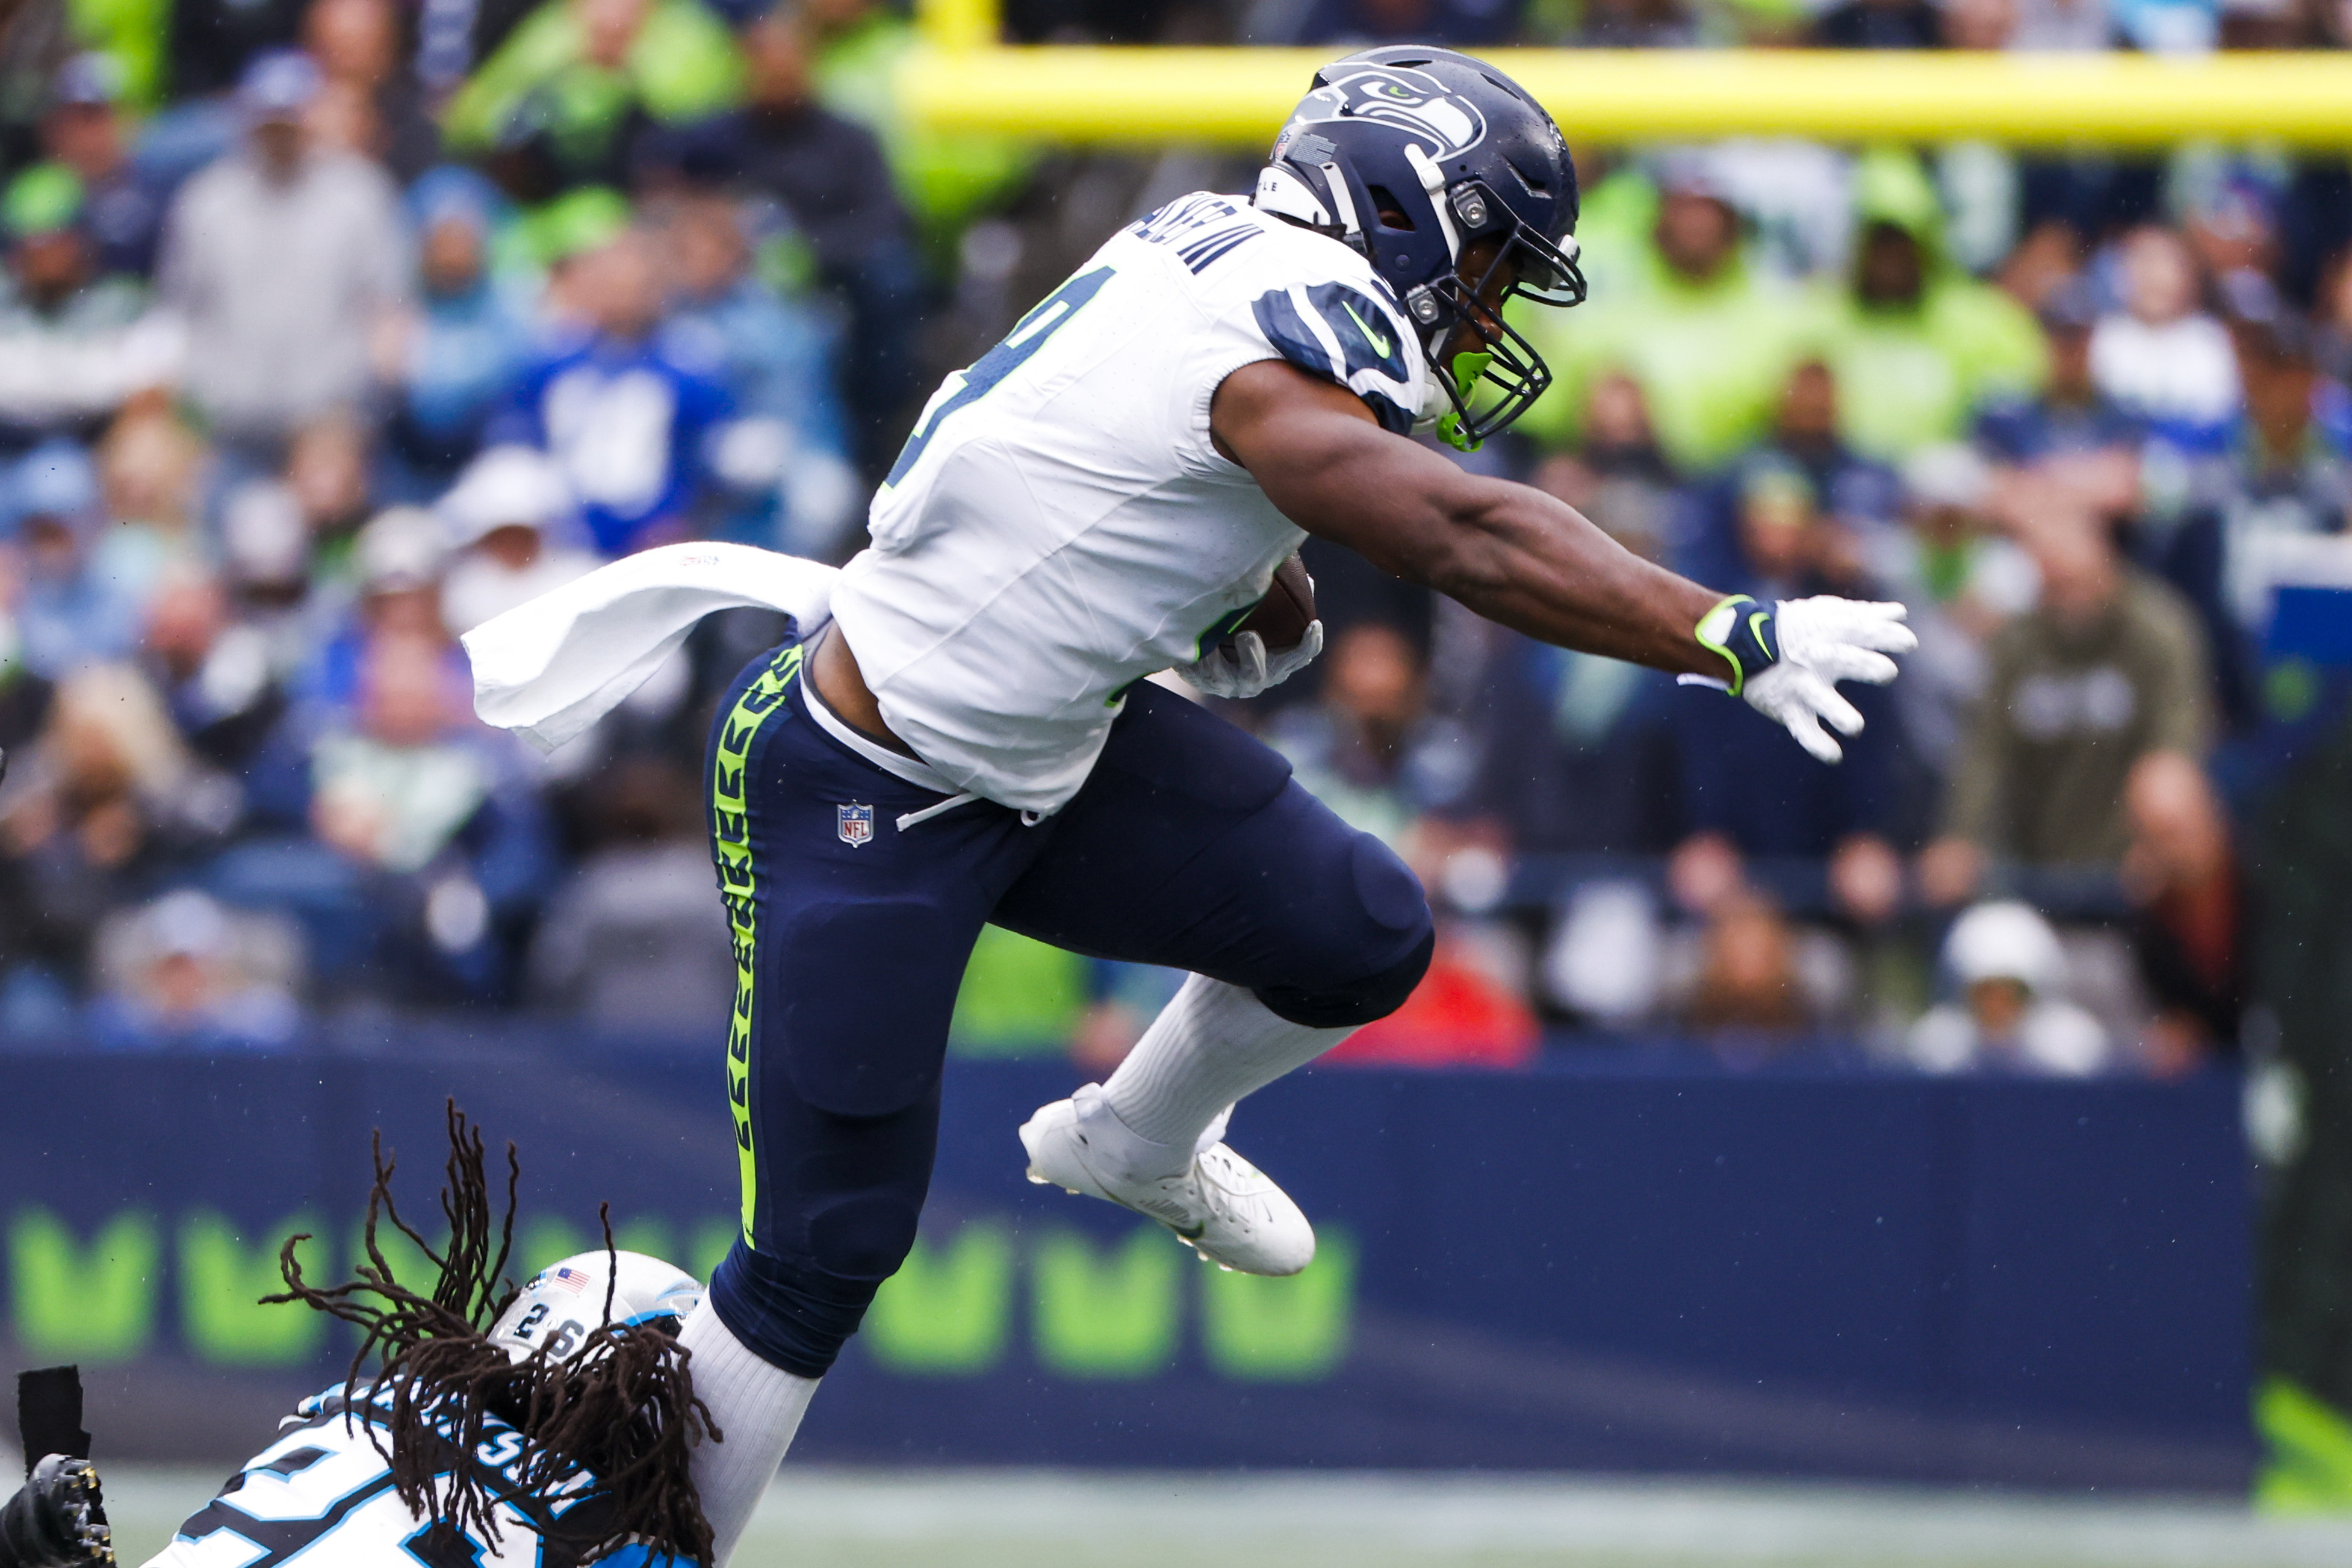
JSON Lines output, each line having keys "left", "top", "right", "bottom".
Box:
{"left": 3, "top": 1208, "right": 1359, "bottom": 1382}
{"left": 181, "top": 1213, "right": 327, "bottom": 1367}
{"left": 11, "top": 1209, "right": 160, "bottom": 1361}
{"left": 1032, "top": 1227, "right": 1184, "bottom": 1378}
{"left": 867, "top": 1224, "right": 1015, "bottom": 1374}
{"left": 1203, "top": 1231, "right": 1354, "bottom": 1379}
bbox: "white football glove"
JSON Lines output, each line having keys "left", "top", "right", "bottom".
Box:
{"left": 1683, "top": 595, "right": 1916, "bottom": 764}
{"left": 1173, "top": 620, "right": 1325, "bottom": 701}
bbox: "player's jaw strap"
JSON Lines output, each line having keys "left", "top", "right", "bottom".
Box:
{"left": 1689, "top": 593, "right": 1781, "bottom": 699}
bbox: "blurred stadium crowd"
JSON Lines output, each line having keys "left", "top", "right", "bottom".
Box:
{"left": 0, "top": 0, "right": 2343, "bottom": 1075}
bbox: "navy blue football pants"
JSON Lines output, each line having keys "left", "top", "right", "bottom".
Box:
{"left": 701, "top": 636, "right": 1435, "bottom": 1378}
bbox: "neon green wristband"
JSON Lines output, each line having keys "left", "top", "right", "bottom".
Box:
{"left": 1694, "top": 594, "right": 1780, "bottom": 698}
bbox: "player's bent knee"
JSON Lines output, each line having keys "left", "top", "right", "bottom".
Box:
{"left": 1253, "top": 834, "right": 1434, "bottom": 1027}
{"left": 806, "top": 1191, "right": 922, "bottom": 1280}
{"left": 1347, "top": 831, "right": 1435, "bottom": 943}
{"left": 1256, "top": 926, "right": 1433, "bottom": 1027}
{"left": 709, "top": 1235, "right": 902, "bottom": 1378}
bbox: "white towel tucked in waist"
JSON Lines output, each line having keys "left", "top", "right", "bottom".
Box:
{"left": 462, "top": 542, "right": 839, "bottom": 753}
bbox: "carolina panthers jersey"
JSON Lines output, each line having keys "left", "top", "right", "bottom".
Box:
{"left": 143, "top": 1385, "right": 677, "bottom": 1568}
{"left": 830, "top": 192, "right": 1431, "bottom": 813}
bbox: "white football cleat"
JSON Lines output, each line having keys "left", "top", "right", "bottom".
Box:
{"left": 1019, "top": 1086, "right": 1315, "bottom": 1276}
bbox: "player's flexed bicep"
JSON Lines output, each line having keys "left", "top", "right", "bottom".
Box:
{"left": 1210, "top": 358, "right": 1917, "bottom": 763}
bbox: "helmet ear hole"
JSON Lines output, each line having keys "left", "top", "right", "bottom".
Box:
{"left": 1364, "top": 185, "right": 1415, "bottom": 230}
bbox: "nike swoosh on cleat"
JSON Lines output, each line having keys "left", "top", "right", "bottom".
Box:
{"left": 1105, "top": 1189, "right": 1205, "bottom": 1238}
{"left": 1341, "top": 300, "right": 1392, "bottom": 358}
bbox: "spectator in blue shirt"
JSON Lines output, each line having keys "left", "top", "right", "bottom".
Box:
{"left": 674, "top": 4, "right": 926, "bottom": 480}
{"left": 1671, "top": 680, "right": 1903, "bottom": 923}
{"left": 1472, "top": 464, "right": 1687, "bottom": 861}
{"left": 5, "top": 441, "right": 152, "bottom": 680}
{"left": 1977, "top": 279, "right": 2141, "bottom": 465}
{"left": 1473, "top": 631, "right": 1685, "bottom": 858}
{"left": 497, "top": 225, "right": 733, "bottom": 555}
{"left": 379, "top": 168, "right": 534, "bottom": 501}
{"left": 655, "top": 190, "right": 857, "bottom": 555}
{"left": 306, "top": 627, "right": 560, "bottom": 1003}
{"left": 39, "top": 54, "right": 169, "bottom": 281}
{"left": 1677, "top": 361, "right": 1901, "bottom": 594}
{"left": 658, "top": 191, "right": 842, "bottom": 448}
{"left": 1667, "top": 456, "right": 1906, "bottom": 926}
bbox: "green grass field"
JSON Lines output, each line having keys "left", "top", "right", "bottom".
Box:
{"left": 90, "top": 1465, "right": 2352, "bottom": 1568}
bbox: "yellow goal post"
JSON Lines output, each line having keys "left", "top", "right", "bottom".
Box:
{"left": 899, "top": 0, "right": 2352, "bottom": 150}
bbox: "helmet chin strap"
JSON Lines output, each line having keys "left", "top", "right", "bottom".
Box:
{"left": 1395, "top": 142, "right": 1468, "bottom": 369}
{"left": 1401, "top": 143, "right": 1462, "bottom": 265}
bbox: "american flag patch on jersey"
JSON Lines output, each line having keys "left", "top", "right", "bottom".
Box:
{"left": 547, "top": 1266, "right": 592, "bottom": 1294}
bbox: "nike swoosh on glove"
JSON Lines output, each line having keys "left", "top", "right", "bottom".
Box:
{"left": 1173, "top": 621, "right": 1325, "bottom": 701}
{"left": 1744, "top": 597, "right": 1917, "bottom": 763}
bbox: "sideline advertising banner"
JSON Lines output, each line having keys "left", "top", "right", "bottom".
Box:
{"left": 0, "top": 1041, "right": 2250, "bottom": 1489}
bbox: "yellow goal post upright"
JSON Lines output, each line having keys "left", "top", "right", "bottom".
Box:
{"left": 900, "top": 0, "right": 2352, "bottom": 151}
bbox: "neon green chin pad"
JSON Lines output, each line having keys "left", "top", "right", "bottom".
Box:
{"left": 1435, "top": 352, "right": 1494, "bottom": 452}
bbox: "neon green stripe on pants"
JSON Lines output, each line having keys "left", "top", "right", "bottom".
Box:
{"left": 711, "top": 642, "right": 805, "bottom": 1248}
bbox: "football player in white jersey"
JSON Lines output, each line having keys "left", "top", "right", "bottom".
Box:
{"left": 0, "top": 1112, "right": 718, "bottom": 1568}
{"left": 672, "top": 45, "right": 1916, "bottom": 1563}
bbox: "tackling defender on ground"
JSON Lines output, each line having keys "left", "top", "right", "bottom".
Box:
{"left": 0, "top": 1111, "right": 716, "bottom": 1568}
{"left": 645, "top": 44, "right": 1916, "bottom": 1563}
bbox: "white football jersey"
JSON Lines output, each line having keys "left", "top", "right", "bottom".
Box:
{"left": 830, "top": 192, "right": 1430, "bottom": 813}
{"left": 143, "top": 1384, "right": 670, "bottom": 1568}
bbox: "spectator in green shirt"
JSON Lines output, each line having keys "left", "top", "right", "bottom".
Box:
{"left": 1516, "top": 152, "right": 1807, "bottom": 477}
{"left": 444, "top": 0, "right": 744, "bottom": 190}
{"left": 799, "top": 0, "right": 1029, "bottom": 244}
{"left": 1919, "top": 518, "right": 2215, "bottom": 908}
{"left": 1796, "top": 147, "right": 2049, "bottom": 465}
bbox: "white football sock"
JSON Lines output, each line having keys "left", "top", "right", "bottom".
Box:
{"left": 1097, "top": 975, "right": 1354, "bottom": 1177}
{"left": 677, "top": 1299, "right": 821, "bottom": 1566}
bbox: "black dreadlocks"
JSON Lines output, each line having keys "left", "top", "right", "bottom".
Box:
{"left": 268, "top": 1103, "right": 718, "bottom": 1566}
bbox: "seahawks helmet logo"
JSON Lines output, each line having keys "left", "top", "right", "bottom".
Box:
{"left": 1279, "top": 65, "right": 1487, "bottom": 159}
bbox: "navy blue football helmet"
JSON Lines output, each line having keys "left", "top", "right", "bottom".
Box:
{"left": 1253, "top": 46, "right": 1585, "bottom": 448}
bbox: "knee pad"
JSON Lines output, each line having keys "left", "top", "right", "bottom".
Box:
{"left": 709, "top": 1236, "right": 890, "bottom": 1378}
{"left": 1255, "top": 835, "right": 1435, "bottom": 1027}
{"left": 722, "top": 1101, "right": 934, "bottom": 1376}
{"left": 1256, "top": 927, "right": 1434, "bottom": 1028}
{"left": 805, "top": 1186, "right": 923, "bottom": 1280}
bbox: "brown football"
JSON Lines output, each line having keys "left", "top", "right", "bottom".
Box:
{"left": 1228, "top": 551, "right": 1317, "bottom": 654}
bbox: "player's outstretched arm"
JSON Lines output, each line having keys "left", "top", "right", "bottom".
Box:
{"left": 1214, "top": 359, "right": 1724, "bottom": 673}
{"left": 1210, "top": 360, "right": 1914, "bottom": 761}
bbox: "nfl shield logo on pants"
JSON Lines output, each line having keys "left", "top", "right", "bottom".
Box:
{"left": 836, "top": 802, "right": 875, "bottom": 847}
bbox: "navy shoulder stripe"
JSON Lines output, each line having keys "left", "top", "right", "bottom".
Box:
{"left": 1297, "top": 280, "right": 1411, "bottom": 386}
{"left": 1250, "top": 287, "right": 1324, "bottom": 377}
{"left": 1180, "top": 224, "right": 1259, "bottom": 273}
{"left": 1250, "top": 282, "right": 1417, "bottom": 436}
